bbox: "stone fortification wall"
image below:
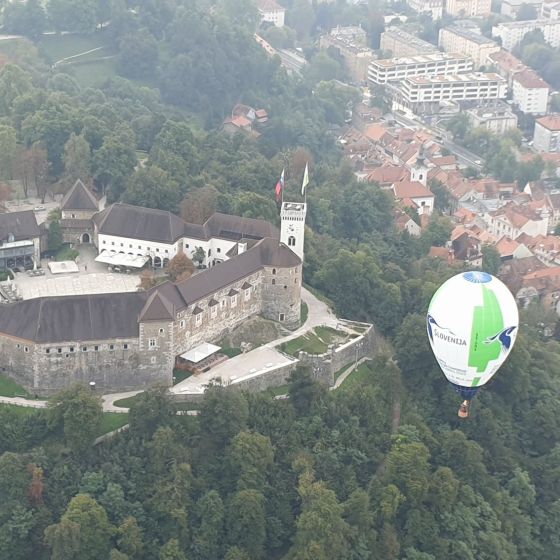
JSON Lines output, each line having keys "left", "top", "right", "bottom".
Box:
{"left": 260, "top": 264, "right": 302, "bottom": 329}
{"left": 298, "top": 324, "right": 376, "bottom": 386}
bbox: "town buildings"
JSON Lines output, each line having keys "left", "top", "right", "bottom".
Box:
{"left": 380, "top": 28, "right": 439, "bottom": 58}
{"left": 534, "top": 115, "right": 560, "bottom": 152}
{"left": 368, "top": 52, "right": 473, "bottom": 85}
{"left": 406, "top": 0, "right": 444, "bottom": 19}
{"left": 392, "top": 180, "right": 435, "bottom": 214}
{"left": 487, "top": 50, "right": 526, "bottom": 86}
{"left": 511, "top": 69, "right": 549, "bottom": 115}
{"left": 492, "top": 19, "right": 560, "bottom": 51}
{"left": 445, "top": 0, "right": 491, "bottom": 17}
{"left": 0, "top": 211, "right": 42, "bottom": 271}
{"left": 390, "top": 73, "right": 507, "bottom": 115}
{"left": 439, "top": 26, "right": 500, "bottom": 68}
{"left": 256, "top": 0, "right": 285, "bottom": 27}
{"left": 466, "top": 104, "right": 518, "bottom": 133}
{"left": 320, "top": 26, "right": 374, "bottom": 82}
{"left": 501, "top": 0, "right": 542, "bottom": 17}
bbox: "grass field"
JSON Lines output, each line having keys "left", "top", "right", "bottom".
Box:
{"left": 38, "top": 33, "right": 110, "bottom": 63}
{"left": 314, "top": 326, "right": 345, "bottom": 344}
{"left": 69, "top": 58, "right": 118, "bottom": 88}
{"left": 0, "top": 374, "right": 30, "bottom": 398}
{"left": 0, "top": 403, "right": 39, "bottom": 416}
{"left": 281, "top": 332, "right": 328, "bottom": 356}
{"left": 113, "top": 394, "right": 142, "bottom": 409}
{"left": 97, "top": 412, "right": 129, "bottom": 436}
{"left": 338, "top": 362, "right": 372, "bottom": 391}
{"left": 265, "top": 383, "right": 290, "bottom": 397}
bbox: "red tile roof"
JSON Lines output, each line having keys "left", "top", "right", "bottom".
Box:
{"left": 513, "top": 69, "right": 549, "bottom": 90}
{"left": 536, "top": 115, "right": 560, "bottom": 131}
{"left": 393, "top": 180, "right": 433, "bottom": 200}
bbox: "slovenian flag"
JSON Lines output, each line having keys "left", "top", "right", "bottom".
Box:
{"left": 275, "top": 169, "right": 284, "bottom": 202}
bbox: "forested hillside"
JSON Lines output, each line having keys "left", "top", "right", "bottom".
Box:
{"left": 1, "top": 1, "right": 560, "bottom": 559}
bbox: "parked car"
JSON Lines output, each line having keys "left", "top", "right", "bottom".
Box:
{"left": 33, "top": 205, "right": 46, "bottom": 212}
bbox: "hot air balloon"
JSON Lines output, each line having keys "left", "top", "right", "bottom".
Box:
{"left": 426, "top": 271, "right": 519, "bottom": 418}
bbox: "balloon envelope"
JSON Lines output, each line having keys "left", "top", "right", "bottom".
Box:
{"left": 427, "top": 271, "right": 519, "bottom": 389}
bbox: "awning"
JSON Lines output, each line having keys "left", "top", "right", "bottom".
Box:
{"left": 95, "top": 250, "right": 149, "bottom": 269}
{"left": 179, "top": 342, "right": 221, "bottom": 363}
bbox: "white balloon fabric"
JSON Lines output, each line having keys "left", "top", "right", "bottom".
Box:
{"left": 427, "top": 271, "right": 519, "bottom": 389}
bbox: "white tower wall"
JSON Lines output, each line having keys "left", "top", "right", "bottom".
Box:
{"left": 280, "top": 202, "right": 306, "bottom": 261}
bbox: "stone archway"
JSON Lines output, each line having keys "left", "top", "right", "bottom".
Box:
{"left": 81, "top": 232, "right": 91, "bottom": 243}
{"left": 154, "top": 256, "right": 162, "bottom": 268}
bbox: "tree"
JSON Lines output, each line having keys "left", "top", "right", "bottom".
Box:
{"left": 128, "top": 387, "right": 176, "bottom": 438}
{"left": 47, "top": 220, "right": 63, "bottom": 253}
{"left": 0, "top": 65, "right": 33, "bottom": 117}
{"left": 48, "top": 0, "right": 98, "bottom": 33}
{"left": 192, "top": 247, "right": 206, "bottom": 267}
{"left": 482, "top": 243, "right": 502, "bottom": 275}
{"left": 117, "top": 517, "right": 144, "bottom": 558}
{"left": 117, "top": 30, "right": 159, "bottom": 80}
{"left": 0, "top": 124, "right": 17, "bottom": 180}
{"left": 288, "top": 367, "right": 327, "bottom": 417}
{"left": 122, "top": 166, "right": 181, "bottom": 212}
{"left": 63, "top": 133, "right": 91, "bottom": 188}
{"left": 304, "top": 51, "right": 344, "bottom": 84}
{"left": 45, "top": 494, "right": 114, "bottom": 560}
{"left": 226, "top": 490, "right": 266, "bottom": 559}
{"left": 29, "top": 142, "right": 50, "bottom": 202}
{"left": 229, "top": 431, "right": 274, "bottom": 491}
{"left": 3, "top": 0, "right": 46, "bottom": 39}
{"left": 166, "top": 252, "right": 195, "bottom": 282}
{"left": 48, "top": 384, "right": 103, "bottom": 454}
{"left": 192, "top": 490, "right": 224, "bottom": 560}
{"left": 159, "top": 538, "right": 187, "bottom": 560}
{"left": 429, "top": 179, "right": 453, "bottom": 213}
{"left": 180, "top": 185, "right": 219, "bottom": 224}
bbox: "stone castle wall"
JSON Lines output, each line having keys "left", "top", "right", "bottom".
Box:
{"left": 261, "top": 264, "right": 302, "bottom": 328}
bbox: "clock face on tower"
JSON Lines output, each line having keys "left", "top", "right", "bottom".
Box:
{"left": 288, "top": 224, "right": 295, "bottom": 233}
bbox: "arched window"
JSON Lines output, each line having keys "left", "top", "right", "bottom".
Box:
{"left": 272, "top": 279, "right": 276, "bottom": 285}
{"left": 288, "top": 236, "right": 296, "bottom": 246}
{"left": 272, "top": 268, "right": 276, "bottom": 274}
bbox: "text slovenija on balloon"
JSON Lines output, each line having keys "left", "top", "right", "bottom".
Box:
{"left": 426, "top": 271, "right": 519, "bottom": 418}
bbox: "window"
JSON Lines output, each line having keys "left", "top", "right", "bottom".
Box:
{"left": 279, "top": 313, "right": 285, "bottom": 321}
{"left": 217, "top": 248, "right": 221, "bottom": 253}
{"left": 220, "top": 299, "right": 226, "bottom": 309}
{"left": 211, "top": 306, "right": 217, "bottom": 318}
{"left": 156, "top": 248, "right": 159, "bottom": 252}
{"left": 159, "top": 328, "right": 165, "bottom": 335}
{"left": 129, "top": 244, "right": 132, "bottom": 248}
{"left": 288, "top": 236, "right": 296, "bottom": 246}
{"left": 138, "top": 245, "right": 141, "bottom": 249}
{"left": 272, "top": 279, "right": 276, "bottom": 285}
{"left": 57, "top": 348, "right": 62, "bottom": 354}
{"left": 165, "top": 249, "right": 168, "bottom": 253}
{"left": 123, "top": 344, "right": 128, "bottom": 350}
{"left": 196, "top": 313, "right": 202, "bottom": 326}
{"left": 82, "top": 346, "right": 87, "bottom": 352}
{"left": 149, "top": 338, "right": 157, "bottom": 347}
{"left": 120, "top": 243, "right": 123, "bottom": 247}
{"left": 151, "top": 356, "right": 157, "bottom": 364}
{"left": 272, "top": 268, "right": 276, "bottom": 274}
{"left": 180, "top": 320, "right": 185, "bottom": 329}
{"left": 109, "top": 344, "right": 114, "bottom": 351}
{"left": 111, "top": 241, "right": 115, "bottom": 246}
{"left": 208, "top": 249, "right": 212, "bottom": 256}
{"left": 16, "top": 344, "right": 20, "bottom": 349}
{"left": 46, "top": 348, "right": 50, "bottom": 354}
{"left": 231, "top": 295, "right": 237, "bottom": 308}
{"left": 102, "top": 240, "right": 106, "bottom": 244}
{"left": 24, "top": 346, "right": 29, "bottom": 353}
{"left": 186, "top": 244, "right": 190, "bottom": 249}
{"left": 69, "top": 346, "right": 75, "bottom": 352}
{"left": 295, "top": 278, "right": 298, "bottom": 284}
{"left": 71, "top": 213, "right": 75, "bottom": 218}
{"left": 244, "top": 288, "right": 251, "bottom": 301}
{"left": 94, "top": 345, "right": 99, "bottom": 351}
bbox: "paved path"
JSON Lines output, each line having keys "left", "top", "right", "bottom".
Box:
{"left": 0, "top": 396, "right": 47, "bottom": 408}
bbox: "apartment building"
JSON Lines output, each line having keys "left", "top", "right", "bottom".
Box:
{"left": 445, "top": 0, "right": 491, "bottom": 17}
{"left": 512, "top": 69, "right": 549, "bottom": 114}
{"left": 466, "top": 104, "right": 518, "bottom": 133}
{"left": 487, "top": 50, "right": 526, "bottom": 86}
{"left": 493, "top": 19, "right": 560, "bottom": 51}
{"left": 380, "top": 28, "right": 439, "bottom": 58}
{"left": 320, "top": 26, "right": 374, "bottom": 82}
{"left": 439, "top": 26, "right": 500, "bottom": 68}
{"left": 534, "top": 115, "right": 560, "bottom": 152}
{"left": 391, "top": 73, "right": 507, "bottom": 114}
{"left": 541, "top": 1, "right": 560, "bottom": 18}
{"left": 407, "top": 0, "right": 444, "bottom": 19}
{"left": 368, "top": 52, "right": 473, "bottom": 85}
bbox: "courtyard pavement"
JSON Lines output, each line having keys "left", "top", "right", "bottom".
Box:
{"left": 7, "top": 245, "right": 141, "bottom": 299}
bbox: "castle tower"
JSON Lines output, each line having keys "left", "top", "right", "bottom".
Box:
{"left": 411, "top": 145, "right": 428, "bottom": 186}
{"left": 280, "top": 201, "right": 306, "bottom": 261}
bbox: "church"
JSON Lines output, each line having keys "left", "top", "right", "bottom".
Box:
{"left": 0, "top": 181, "right": 307, "bottom": 395}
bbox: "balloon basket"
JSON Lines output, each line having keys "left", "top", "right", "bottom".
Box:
{"left": 458, "top": 400, "right": 470, "bottom": 419}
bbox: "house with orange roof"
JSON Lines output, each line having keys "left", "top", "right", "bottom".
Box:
{"left": 486, "top": 201, "right": 548, "bottom": 239}
{"left": 518, "top": 266, "right": 560, "bottom": 312}
{"left": 392, "top": 180, "right": 434, "bottom": 215}
{"left": 495, "top": 235, "right": 533, "bottom": 261}
{"left": 367, "top": 165, "right": 409, "bottom": 187}
{"left": 429, "top": 246, "right": 455, "bottom": 262}
{"left": 453, "top": 207, "right": 477, "bottom": 224}
{"left": 517, "top": 233, "right": 560, "bottom": 266}
{"left": 428, "top": 155, "right": 458, "bottom": 170}
{"left": 394, "top": 211, "right": 421, "bottom": 237}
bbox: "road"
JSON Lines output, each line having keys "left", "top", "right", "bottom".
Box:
{"left": 393, "top": 113, "right": 483, "bottom": 170}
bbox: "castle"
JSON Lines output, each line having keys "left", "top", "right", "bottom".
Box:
{"left": 0, "top": 181, "right": 307, "bottom": 395}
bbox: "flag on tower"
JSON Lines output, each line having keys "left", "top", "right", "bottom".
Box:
{"left": 301, "top": 163, "right": 309, "bottom": 196}
{"left": 275, "top": 169, "right": 284, "bottom": 202}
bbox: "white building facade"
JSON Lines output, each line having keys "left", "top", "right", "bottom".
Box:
{"left": 493, "top": 19, "right": 560, "bottom": 51}
{"left": 368, "top": 53, "right": 473, "bottom": 85}
{"left": 257, "top": 0, "right": 285, "bottom": 27}
{"left": 439, "top": 26, "right": 500, "bottom": 68}
{"left": 534, "top": 115, "right": 560, "bottom": 152}
{"left": 445, "top": 0, "right": 491, "bottom": 17}
{"left": 407, "top": 0, "right": 444, "bottom": 19}
{"left": 512, "top": 70, "right": 549, "bottom": 115}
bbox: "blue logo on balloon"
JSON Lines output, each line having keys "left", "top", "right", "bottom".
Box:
{"left": 485, "top": 326, "right": 517, "bottom": 351}
{"left": 463, "top": 271, "right": 492, "bottom": 283}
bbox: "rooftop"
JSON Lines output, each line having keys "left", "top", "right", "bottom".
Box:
{"left": 406, "top": 72, "right": 504, "bottom": 85}
{"left": 393, "top": 180, "right": 434, "bottom": 199}
{"left": 371, "top": 52, "right": 470, "bottom": 68}
{"left": 0, "top": 210, "right": 40, "bottom": 243}
{"left": 536, "top": 115, "right": 560, "bottom": 131}
{"left": 61, "top": 179, "right": 99, "bottom": 212}
{"left": 513, "top": 69, "right": 549, "bottom": 89}
{"left": 442, "top": 26, "right": 498, "bottom": 45}
{"left": 256, "top": 0, "right": 285, "bottom": 12}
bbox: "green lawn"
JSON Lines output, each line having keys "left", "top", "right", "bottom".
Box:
{"left": 265, "top": 383, "right": 290, "bottom": 397}
{"left": 97, "top": 412, "right": 129, "bottom": 436}
{"left": 113, "top": 394, "right": 142, "bottom": 409}
{"left": 0, "top": 403, "right": 39, "bottom": 416}
{"left": 38, "top": 33, "right": 110, "bottom": 63}
{"left": 220, "top": 347, "right": 243, "bottom": 358}
{"left": 337, "top": 362, "right": 373, "bottom": 391}
{"left": 173, "top": 370, "right": 192, "bottom": 384}
{"left": 314, "top": 326, "right": 345, "bottom": 344}
{"left": 300, "top": 302, "right": 308, "bottom": 325}
{"left": 0, "top": 374, "right": 30, "bottom": 398}
{"left": 281, "top": 332, "right": 328, "bottom": 356}
{"left": 69, "top": 58, "right": 118, "bottom": 88}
